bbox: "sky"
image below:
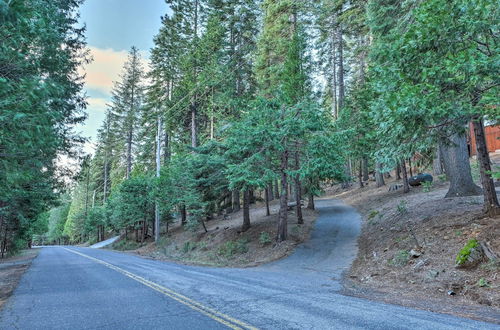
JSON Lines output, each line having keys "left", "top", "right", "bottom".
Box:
{"left": 77, "top": 0, "right": 169, "bottom": 153}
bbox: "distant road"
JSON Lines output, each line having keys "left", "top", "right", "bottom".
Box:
{"left": 1, "top": 200, "right": 497, "bottom": 329}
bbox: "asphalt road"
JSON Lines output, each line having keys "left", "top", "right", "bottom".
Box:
{"left": 1, "top": 199, "right": 498, "bottom": 329}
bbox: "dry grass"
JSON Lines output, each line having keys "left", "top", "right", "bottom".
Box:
{"left": 0, "top": 249, "right": 39, "bottom": 309}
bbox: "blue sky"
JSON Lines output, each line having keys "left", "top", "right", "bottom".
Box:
{"left": 77, "top": 0, "right": 168, "bottom": 152}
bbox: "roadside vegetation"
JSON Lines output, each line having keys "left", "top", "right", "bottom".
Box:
{"left": 0, "top": 2, "right": 498, "bottom": 321}
{"left": 333, "top": 154, "right": 500, "bottom": 319}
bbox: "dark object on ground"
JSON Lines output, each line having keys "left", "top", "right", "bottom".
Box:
{"left": 409, "top": 173, "right": 433, "bottom": 187}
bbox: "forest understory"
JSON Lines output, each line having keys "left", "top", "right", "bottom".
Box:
{"left": 109, "top": 199, "right": 317, "bottom": 268}
{"left": 338, "top": 154, "right": 500, "bottom": 323}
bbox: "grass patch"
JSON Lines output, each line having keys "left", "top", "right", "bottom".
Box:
{"left": 111, "top": 239, "right": 141, "bottom": 251}
{"left": 456, "top": 239, "right": 479, "bottom": 266}
{"left": 389, "top": 250, "right": 410, "bottom": 267}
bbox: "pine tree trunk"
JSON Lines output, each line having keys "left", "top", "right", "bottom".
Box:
{"left": 433, "top": 146, "right": 443, "bottom": 175}
{"left": 408, "top": 158, "right": 413, "bottom": 177}
{"left": 242, "top": 190, "right": 251, "bottom": 232}
{"left": 440, "top": 133, "right": 481, "bottom": 197}
{"left": 294, "top": 151, "right": 303, "bottom": 224}
{"left": 277, "top": 150, "right": 289, "bottom": 242}
{"left": 268, "top": 183, "right": 274, "bottom": 201}
{"left": 191, "top": 105, "right": 197, "bottom": 148}
{"left": 362, "top": 156, "right": 369, "bottom": 182}
{"left": 164, "top": 130, "right": 171, "bottom": 163}
{"left": 307, "top": 194, "right": 315, "bottom": 210}
{"left": 472, "top": 117, "right": 500, "bottom": 216}
{"left": 330, "top": 30, "right": 338, "bottom": 119}
{"left": 396, "top": 162, "right": 402, "bottom": 180}
{"left": 232, "top": 190, "right": 240, "bottom": 212}
{"left": 337, "top": 27, "right": 345, "bottom": 110}
{"left": 274, "top": 179, "right": 280, "bottom": 199}
{"left": 358, "top": 160, "right": 364, "bottom": 188}
{"left": 103, "top": 157, "right": 108, "bottom": 202}
{"left": 180, "top": 205, "right": 187, "bottom": 226}
{"left": 401, "top": 160, "right": 410, "bottom": 193}
{"left": 265, "top": 187, "right": 270, "bottom": 216}
{"left": 249, "top": 189, "right": 256, "bottom": 204}
{"left": 375, "top": 162, "right": 385, "bottom": 187}
{"left": 126, "top": 130, "right": 133, "bottom": 179}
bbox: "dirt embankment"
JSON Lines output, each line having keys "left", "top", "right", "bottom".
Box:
{"left": 330, "top": 172, "right": 500, "bottom": 323}
{"left": 111, "top": 199, "right": 318, "bottom": 268}
{"left": 0, "top": 249, "right": 39, "bottom": 310}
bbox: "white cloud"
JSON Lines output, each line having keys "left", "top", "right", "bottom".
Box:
{"left": 80, "top": 47, "right": 150, "bottom": 95}
{"left": 87, "top": 97, "right": 109, "bottom": 110}
{"left": 80, "top": 47, "right": 129, "bottom": 94}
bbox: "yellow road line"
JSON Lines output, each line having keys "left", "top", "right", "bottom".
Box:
{"left": 62, "top": 247, "right": 257, "bottom": 330}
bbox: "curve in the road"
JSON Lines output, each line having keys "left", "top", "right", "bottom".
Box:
{"left": 1, "top": 198, "right": 498, "bottom": 329}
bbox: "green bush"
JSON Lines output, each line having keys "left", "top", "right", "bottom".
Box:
{"left": 112, "top": 239, "right": 140, "bottom": 251}
{"left": 259, "top": 232, "right": 272, "bottom": 246}
{"left": 217, "top": 238, "right": 249, "bottom": 258}
{"left": 368, "top": 210, "right": 379, "bottom": 220}
{"left": 218, "top": 241, "right": 237, "bottom": 257}
{"left": 390, "top": 250, "right": 409, "bottom": 267}
{"left": 397, "top": 200, "right": 408, "bottom": 215}
{"left": 182, "top": 241, "right": 197, "bottom": 253}
{"left": 422, "top": 181, "right": 433, "bottom": 192}
{"left": 236, "top": 237, "right": 249, "bottom": 253}
{"left": 477, "top": 278, "right": 490, "bottom": 288}
{"left": 456, "top": 239, "right": 479, "bottom": 266}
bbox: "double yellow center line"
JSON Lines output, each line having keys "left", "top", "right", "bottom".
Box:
{"left": 62, "top": 248, "right": 257, "bottom": 330}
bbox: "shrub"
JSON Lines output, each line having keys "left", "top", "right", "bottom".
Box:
{"left": 217, "top": 238, "right": 249, "bottom": 257}
{"left": 422, "top": 181, "right": 433, "bottom": 192}
{"left": 236, "top": 237, "right": 249, "bottom": 253}
{"left": 218, "top": 241, "right": 237, "bottom": 257}
{"left": 390, "top": 250, "right": 409, "bottom": 267}
{"left": 397, "top": 200, "right": 408, "bottom": 215}
{"left": 368, "top": 210, "right": 379, "bottom": 220}
{"left": 477, "top": 278, "right": 490, "bottom": 288}
{"left": 456, "top": 239, "right": 479, "bottom": 266}
{"left": 259, "top": 232, "right": 272, "bottom": 246}
{"left": 182, "top": 241, "right": 197, "bottom": 253}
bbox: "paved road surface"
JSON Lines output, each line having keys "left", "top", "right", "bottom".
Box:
{"left": 1, "top": 199, "right": 498, "bottom": 329}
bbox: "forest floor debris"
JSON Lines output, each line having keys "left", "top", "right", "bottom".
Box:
{"left": 109, "top": 199, "right": 317, "bottom": 267}
{"left": 329, "top": 155, "right": 500, "bottom": 323}
{"left": 0, "top": 249, "right": 39, "bottom": 310}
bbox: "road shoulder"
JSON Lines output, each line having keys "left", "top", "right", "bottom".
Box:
{"left": 0, "top": 249, "right": 40, "bottom": 310}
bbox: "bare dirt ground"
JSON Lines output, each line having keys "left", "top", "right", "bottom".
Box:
{"left": 111, "top": 198, "right": 318, "bottom": 268}
{"left": 329, "top": 154, "right": 500, "bottom": 323}
{"left": 0, "top": 249, "right": 39, "bottom": 310}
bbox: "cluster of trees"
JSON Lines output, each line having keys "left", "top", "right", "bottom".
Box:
{"left": 2, "top": 0, "right": 498, "bottom": 254}
{"left": 0, "top": 0, "right": 88, "bottom": 256}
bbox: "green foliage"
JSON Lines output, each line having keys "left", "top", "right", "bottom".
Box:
{"left": 182, "top": 241, "right": 197, "bottom": 253}
{"left": 477, "top": 278, "right": 490, "bottom": 288}
{"left": 390, "top": 250, "right": 410, "bottom": 267}
{"left": 217, "top": 238, "right": 249, "bottom": 258}
{"left": 422, "top": 181, "right": 433, "bottom": 193}
{"left": 0, "top": 0, "right": 88, "bottom": 254}
{"left": 456, "top": 239, "right": 479, "bottom": 266}
{"left": 259, "top": 232, "right": 272, "bottom": 246}
{"left": 396, "top": 200, "right": 408, "bottom": 215}
{"left": 111, "top": 239, "right": 141, "bottom": 251}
